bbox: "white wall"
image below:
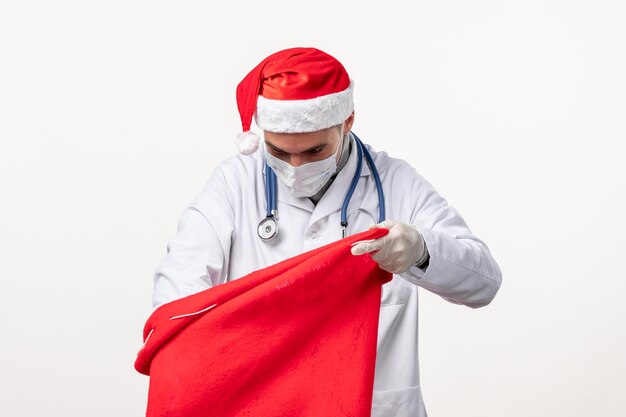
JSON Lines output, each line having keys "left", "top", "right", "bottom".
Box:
{"left": 1, "top": 1, "right": 624, "bottom": 415}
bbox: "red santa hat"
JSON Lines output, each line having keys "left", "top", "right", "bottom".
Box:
{"left": 235, "top": 47, "right": 354, "bottom": 155}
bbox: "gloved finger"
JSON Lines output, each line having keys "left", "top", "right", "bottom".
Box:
{"left": 370, "top": 233, "right": 396, "bottom": 262}
{"left": 370, "top": 245, "right": 400, "bottom": 266}
{"left": 350, "top": 238, "right": 383, "bottom": 255}
{"left": 368, "top": 219, "right": 395, "bottom": 230}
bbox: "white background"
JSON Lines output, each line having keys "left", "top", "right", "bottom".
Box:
{"left": 1, "top": 1, "right": 624, "bottom": 416}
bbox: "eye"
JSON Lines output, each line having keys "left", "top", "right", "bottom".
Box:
{"left": 271, "top": 148, "right": 286, "bottom": 155}
{"left": 308, "top": 148, "right": 323, "bottom": 154}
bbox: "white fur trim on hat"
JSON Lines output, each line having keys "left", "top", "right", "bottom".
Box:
{"left": 254, "top": 79, "right": 354, "bottom": 133}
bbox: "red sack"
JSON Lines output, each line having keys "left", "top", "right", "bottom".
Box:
{"left": 135, "top": 228, "right": 391, "bottom": 417}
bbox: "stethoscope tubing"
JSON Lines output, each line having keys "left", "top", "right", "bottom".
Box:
{"left": 340, "top": 133, "right": 364, "bottom": 229}
{"left": 358, "top": 133, "right": 386, "bottom": 224}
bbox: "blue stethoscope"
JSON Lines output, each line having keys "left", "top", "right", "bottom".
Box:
{"left": 257, "top": 132, "right": 385, "bottom": 241}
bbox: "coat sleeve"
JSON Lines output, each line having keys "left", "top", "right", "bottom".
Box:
{"left": 397, "top": 166, "right": 502, "bottom": 308}
{"left": 152, "top": 165, "right": 235, "bottom": 309}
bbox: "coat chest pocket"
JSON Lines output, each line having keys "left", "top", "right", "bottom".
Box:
{"left": 381, "top": 275, "right": 412, "bottom": 306}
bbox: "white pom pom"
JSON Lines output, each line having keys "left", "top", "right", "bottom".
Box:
{"left": 235, "top": 131, "right": 260, "bottom": 155}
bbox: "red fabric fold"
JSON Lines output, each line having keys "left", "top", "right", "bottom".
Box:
{"left": 135, "top": 228, "right": 391, "bottom": 417}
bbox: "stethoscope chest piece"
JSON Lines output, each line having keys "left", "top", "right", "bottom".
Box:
{"left": 257, "top": 216, "right": 278, "bottom": 240}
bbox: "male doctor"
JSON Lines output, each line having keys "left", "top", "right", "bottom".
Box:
{"left": 151, "top": 47, "right": 502, "bottom": 417}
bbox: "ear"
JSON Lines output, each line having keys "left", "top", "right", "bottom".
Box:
{"left": 343, "top": 110, "right": 355, "bottom": 132}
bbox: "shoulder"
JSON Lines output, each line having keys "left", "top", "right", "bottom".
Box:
{"left": 214, "top": 146, "right": 263, "bottom": 177}
{"left": 363, "top": 142, "right": 443, "bottom": 217}
{"left": 188, "top": 145, "right": 264, "bottom": 215}
{"left": 206, "top": 145, "right": 264, "bottom": 190}
{"left": 364, "top": 142, "right": 429, "bottom": 186}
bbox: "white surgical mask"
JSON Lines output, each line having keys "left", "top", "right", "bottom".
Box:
{"left": 264, "top": 131, "right": 345, "bottom": 197}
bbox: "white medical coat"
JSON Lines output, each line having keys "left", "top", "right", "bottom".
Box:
{"left": 152, "top": 133, "right": 503, "bottom": 417}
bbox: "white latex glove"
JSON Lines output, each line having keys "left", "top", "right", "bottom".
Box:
{"left": 350, "top": 219, "right": 429, "bottom": 274}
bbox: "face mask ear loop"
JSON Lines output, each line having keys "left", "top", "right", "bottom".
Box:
{"left": 334, "top": 127, "right": 345, "bottom": 168}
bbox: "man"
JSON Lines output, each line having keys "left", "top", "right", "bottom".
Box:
{"left": 151, "top": 47, "right": 502, "bottom": 417}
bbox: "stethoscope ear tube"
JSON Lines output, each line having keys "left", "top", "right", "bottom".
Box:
{"left": 355, "top": 133, "right": 385, "bottom": 223}
{"left": 268, "top": 162, "right": 277, "bottom": 219}
{"left": 264, "top": 163, "right": 272, "bottom": 216}
{"left": 258, "top": 163, "right": 278, "bottom": 240}
{"left": 341, "top": 134, "right": 364, "bottom": 235}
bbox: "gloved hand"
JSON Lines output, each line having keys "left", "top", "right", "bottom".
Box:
{"left": 350, "top": 219, "right": 429, "bottom": 274}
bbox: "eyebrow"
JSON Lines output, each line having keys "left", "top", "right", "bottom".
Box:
{"left": 265, "top": 140, "right": 328, "bottom": 154}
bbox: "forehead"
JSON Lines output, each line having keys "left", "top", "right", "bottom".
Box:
{"left": 263, "top": 128, "right": 337, "bottom": 153}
